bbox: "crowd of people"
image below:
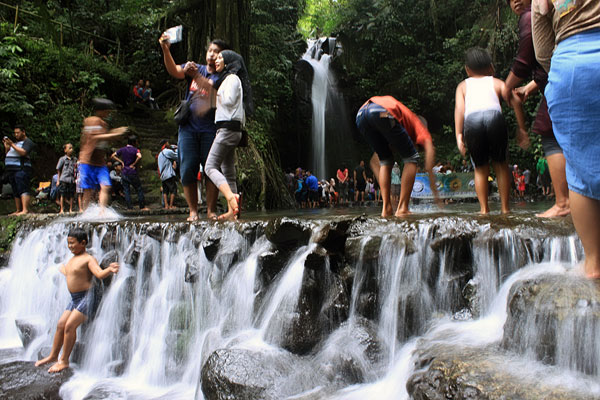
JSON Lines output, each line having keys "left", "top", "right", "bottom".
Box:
{"left": 3, "top": 0, "right": 599, "bottom": 280}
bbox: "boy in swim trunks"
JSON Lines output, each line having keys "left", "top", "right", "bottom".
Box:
{"left": 79, "top": 98, "right": 128, "bottom": 211}
{"left": 454, "top": 47, "right": 530, "bottom": 214}
{"left": 35, "top": 228, "right": 119, "bottom": 373}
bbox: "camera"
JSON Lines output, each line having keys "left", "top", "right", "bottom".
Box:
{"left": 3, "top": 136, "right": 8, "bottom": 141}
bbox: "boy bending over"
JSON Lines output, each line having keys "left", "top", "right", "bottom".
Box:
{"left": 35, "top": 228, "right": 119, "bottom": 373}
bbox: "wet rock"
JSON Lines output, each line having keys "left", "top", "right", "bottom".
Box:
{"left": 407, "top": 343, "right": 596, "bottom": 400}
{"left": 202, "top": 230, "right": 223, "bottom": 262}
{"left": 15, "top": 318, "right": 43, "bottom": 348}
{"left": 143, "top": 223, "right": 166, "bottom": 242}
{"left": 344, "top": 235, "right": 382, "bottom": 265}
{"left": 257, "top": 249, "right": 290, "bottom": 283}
{"left": 123, "top": 240, "right": 141, "bottom": 266}
{"left": 463, "top": 278, "right": 481, "bottom": 318}
{"left": 265, "top": 218, "right": 311, "bottom": 251}
{"left": 304, "top": 245, "right": 328, "bottom": 271}
{"left": 0, "top": 360, "right": 73, "bottom": 399}
{"left": 313, "top": 218, "right": 353, "bottom": 255}
{"left": 185, "top": 253, "right": 201, "bottom": 283}
{"left": 201, "top": 348, "right": 304, "bottom": 400}
{"left": 502, "top": 274, "right": 600, "bottom": 376}
{"left": 82, "top": 386, "right": 128, "bottom": 400}
{"left": 0, "top": 252, "right": 10, "bottom": 268}
{"left": 99, "top": 250, "right": 119, "bottom": 286}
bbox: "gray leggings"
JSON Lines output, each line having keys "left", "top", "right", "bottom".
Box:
{"left": 205, "top": 128, "right": 242, "bottom": 193}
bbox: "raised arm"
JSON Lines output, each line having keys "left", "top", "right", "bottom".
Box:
{"left": 95, "top": 126, "right": 129, "bottom": 141}
{"left": 454, "top": 82, "right": 467, "bottom": 157}
{"left": 159, "top": 34, "right": 185, "bottom": 79}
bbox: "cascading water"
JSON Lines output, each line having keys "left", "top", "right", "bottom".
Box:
{"left": 302, "top": 39, "right": 331, "bottom": 180}
{"left": 0, "top": 215, "right": 598, "bottom": 400}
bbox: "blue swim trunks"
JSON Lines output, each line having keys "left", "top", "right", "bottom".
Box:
{"left": 66, "top": 290, "right": 94, "bottom": 317}
{"left": 79, "top": 163, "right": 111, "bottom": 190}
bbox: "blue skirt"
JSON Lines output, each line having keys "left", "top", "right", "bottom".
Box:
{"left": 545, "top": 28, "right": 600, "bottom": 199}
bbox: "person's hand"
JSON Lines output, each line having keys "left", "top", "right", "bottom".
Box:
{"left": 517, "top": 128, "right": 531, "bottom": 150}
{"left": 183, "top": 62, "right": 199, "bottom": 78}
{"left": 514, "top": 86, "right": 529, "bottom": 103}
{"left": 159, "top": 33, "right": 171, "bottom": 50}
{"left": 109, "top": 262, "right": 119, "bottom": 274}
{"left": 457, "top": 137, "right": 467, "bottom": 156}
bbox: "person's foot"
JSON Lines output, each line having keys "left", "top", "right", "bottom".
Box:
{"left": 381, "top": 204, "right": 393, "bottom": 217}
{"left": 15, "top": 210, "right": 29, "bottom": 216}
{"left": 395, "top": 209, "right": 412, "bottom": 217}
{"left": 536, "top": 204, "right": 570, "bottom": 218}
{"left": 187, "top": 214, "right": 199, "bottom": 222}
{"left": 140, "top": 207, "right": 150, "bottom": 211}
{"left": 59, "top": 210, "right": 64, "bottom": 214}
{"left": 217, "top": 195, "right": 240, "bottom": 221}
{"left": 48, "top": 361, "right": 69, "bottom": 373}
{"left": 35, "top": 355, "right": 57, "bottom": 367}
{"left": 8, "top": 211, "right": 20, "bottom": 216}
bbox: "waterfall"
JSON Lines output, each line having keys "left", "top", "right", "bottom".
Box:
{"left": 0, "top": 216, "right": 597, "bottom": 400}
{"left": 302, "top": 39, "right": 331, "bottom": 180}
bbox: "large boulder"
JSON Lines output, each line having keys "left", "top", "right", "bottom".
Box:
{"left": 407, "top": 344, "right": 597, "bottom": 400}
{"left": 200, "top": 348, "right": 306, "bottom": 400}
{"left": 502, "top": 273, "right": 600, "bottom": 376}
{"left": 265, "top": 218, "right": 312, "bottom": 251}
{"left": 15, "top": 318, "right": 44, "bottom": 348}
{"left": 0, "top": 361, "right": 73, "bottom": 400}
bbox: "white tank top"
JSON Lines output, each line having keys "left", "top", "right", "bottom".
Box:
{"left": 464, "top": 76, "right": 501, "bottom": 119}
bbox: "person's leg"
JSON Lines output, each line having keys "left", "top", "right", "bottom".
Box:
{"left": 396, "top": 162, "right": 417, "bottom": 216}
{"left": 199, "top": 130, "right": 219, "bottom": 219}
{"left": 183, "top": 183, "right": 199, "bottom": 221}
{"left": 169, "top": 193, "right": 175, "bottom": 208}
{"left": 131, "top": 175, "right": 147, "bottom": 210}
{"left": 121, "top": 176, "right": 133, "bottom": 209}
{"left": 492, "top": 161, "right": 511, "bottom": 214}
{"left": 48, "top": 310, "right": 86, "bottom": 373}
{"left": 98, "top": 185, "right": 111, "bottom": 208}
{"left": 178, "top": 127, "right": 202, "bottom": 220}
{"left": 17, "top": 194, "right": 31, "bottom": 215}
{"left": 570, "top": 191, "right": 600, "bottom": 279}
{"left": 537, "top": 151, "right": 570, "bottom": 217}
{"left": 379, "top": 164, "right": 393, "bottom": 217}
{"left": 11, "top": 197, "right": 22, "bottom": 215}
{"left": 35, "top": 310, "right": 70, "bottom": 367}
{"left": 473, "top": 164, "right": 490, "bottom": 214}
{"left": 205, "top": 129, "right": 241, "bottom": 220}
{"left": 59, "top": 194, "right": 64, "bottom": 214}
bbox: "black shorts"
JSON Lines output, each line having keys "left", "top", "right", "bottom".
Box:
{"left": 464, "top": 110, "right": 508, "bottom": 167}
{"left": 59, "top": 182, "right": 76, "bottom": 199}
{"left": 162, "top": 176, "right": 178, "bottom": 196}
{"left": 7, "top": 169, "right": 32, "bottom": 197}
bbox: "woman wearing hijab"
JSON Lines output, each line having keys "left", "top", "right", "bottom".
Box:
{"left": 203, "top": 50, "right": 253, "bottom": 221}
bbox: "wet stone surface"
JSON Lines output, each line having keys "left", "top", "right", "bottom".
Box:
{"left": 0, "top": 361, "right": 73, "bottom": 400}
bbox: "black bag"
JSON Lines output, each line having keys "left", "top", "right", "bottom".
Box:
{"left": 238, "top": 129, "right": 248, "bottom": 148}
{"left": 174, "top": 99, "right": 191, "bottom": 125}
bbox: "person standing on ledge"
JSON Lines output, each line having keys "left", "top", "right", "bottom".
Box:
{"left": 355, "top": 96, "right": 440, "bottom": 217}
{"left": 3, "top": 125, "right": 35, "bottom": 215}
{"left": 532, "top": 0, "right": 600, "bottom": 279}
{"left": 159, "top": 33, "right": 230, "bottom": 221}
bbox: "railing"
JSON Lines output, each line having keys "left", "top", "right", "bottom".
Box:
{"left": 0, "top": 1, "right": 121, "bottom": 65}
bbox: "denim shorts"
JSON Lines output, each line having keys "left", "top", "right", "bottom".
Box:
{"left": 355, "top": 102, "right": 419, "bottom": 166}
{"left": 546, "top": 29, "right": 600, "bottom": 199}
{"left": 178, "top": 125, "right": 216, "bottom": 185}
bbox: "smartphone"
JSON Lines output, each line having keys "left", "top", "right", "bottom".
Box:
{"left": 164, "top": 25, "right": 183, "bottom": 44}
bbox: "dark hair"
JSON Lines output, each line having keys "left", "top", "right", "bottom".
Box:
{"left": 63, "top": 143, "right": 72, "bottom": 150}
{"left": 159, "top": 139, "right": 169, "bottom": 147}
{"left": 14, "top": 124, "right": 25, "bottom": 132}
{"left": 128, "top": 135, "right": 138, "bottom": 146}
{"left": 68, "top": 228, "right": 88, "bottom": 244}
{"left": 210, "top": 39, "right": 230, "bottom": 51}
{"left": 92, "top": 98, "right": 116, "bottom": 111}
{"left": 465, "top": 47, "right": 493, "bottom": 75}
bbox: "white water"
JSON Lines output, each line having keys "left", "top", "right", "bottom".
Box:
{"left": 0, "top": 217, "right": 597, "bottom": 399}
{"left": 302, "top": 39, "right": 333, "bottom": 180}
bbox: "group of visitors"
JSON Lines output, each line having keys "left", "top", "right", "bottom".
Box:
{"left": 132, "top": 79, "right": 159, "bottom": 109}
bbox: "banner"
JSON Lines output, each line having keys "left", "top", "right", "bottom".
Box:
{"left": 411, "top": 173, "right": 476, "bottom": 199}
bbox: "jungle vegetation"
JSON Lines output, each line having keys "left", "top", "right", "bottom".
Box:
{"left": 0, "top": 0, "right": 540, "bottom": 209}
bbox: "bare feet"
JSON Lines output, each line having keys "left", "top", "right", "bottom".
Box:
{"left": 381, "top": 204, "right": 393, "bottom": 217}
{"left": 15, "top": 210, "right": 29, "bottom": 216}
{"left": 48, "top": 360, "right": 69, "bottom": 373}
{"left": 140, "top": 207, "right": 150, "bottom": 211}
{"left": 187, "top": 214, "right": 199, "bottom": 222}
{"left": 536, "top": 204, "right": 570, "bottom": 218}
{"left": 217, "top": 195, "right": 240, "bottom": 221}
{"left": 35, "top": 355, "right": 57, "bottom": 367}
{"left": 9, "top": 211, "right": 20, "bottom": 216}
{"left": 395, "top": 209, "right": 412, "bottom": 217}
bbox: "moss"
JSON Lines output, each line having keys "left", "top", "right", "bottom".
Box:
{"left": 0, "top": 217, "right": 23, "bottom": 253}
